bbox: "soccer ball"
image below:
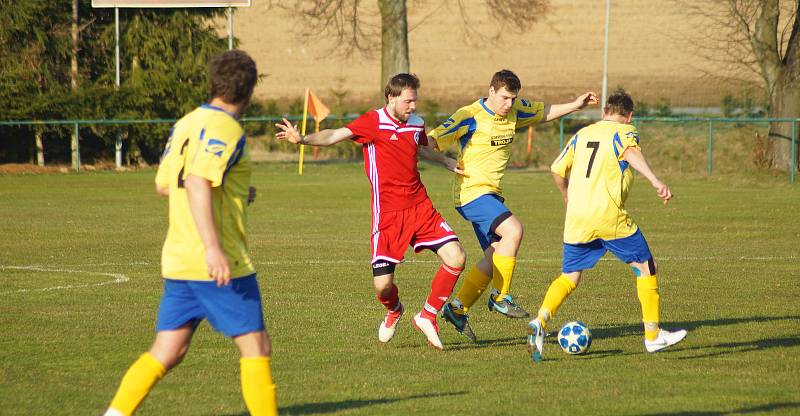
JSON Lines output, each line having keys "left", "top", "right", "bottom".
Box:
{"left": 558, "top": 321, "right": 592, "bottom": 355}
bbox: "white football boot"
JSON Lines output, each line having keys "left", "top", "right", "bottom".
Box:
{"left": 378, "top": 303, "right": 404, "bottom": 343}
{"left": 527, "top": 318, "right": 545, "bottom": 362}
{"left": 644, "top": 328, "right": 687, "bottom": 353}
{"left": 412, "top": 312, "right": 444, "bottom": 350}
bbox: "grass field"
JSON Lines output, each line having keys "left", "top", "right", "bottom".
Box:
{"left": 0, "top": 162, "right": 798, "bottom": 415}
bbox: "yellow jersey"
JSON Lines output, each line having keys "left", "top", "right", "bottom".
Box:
{"left": 155, "top": 104, "right": 254, "bottom": 280}
{"left": 551, "top": 120, "right": 641, "bottom": 244}
{"left": 429, "top": 98, "right": 545, "bottom": 206}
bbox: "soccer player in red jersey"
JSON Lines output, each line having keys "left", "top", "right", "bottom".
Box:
{"left": 275, "top": 74, "right": 466, "bottom": 350}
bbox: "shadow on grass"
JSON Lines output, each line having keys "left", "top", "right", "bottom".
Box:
{"left": 592, "top": 315, "right": 800, "bottom": 340}
{"left": 218, "top": 391, "right": 467, "bottom": 416}
{"left": 638, "top": 401, "right": 800, "bottom": 415}
{"left": 445, "top": 336, "right": 526, "bottom": 351}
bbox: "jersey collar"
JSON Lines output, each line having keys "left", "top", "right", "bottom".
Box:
{"left": 479, "top": 98, "right": 496, "bottom": 116}
{"left": 201, "top": 103, "right": 239, "bottom": 119}
{"left": 381, "top": 107, "right": 405, "bottom": 127}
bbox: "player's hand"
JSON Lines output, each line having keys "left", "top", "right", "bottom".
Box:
{"left": 575, "top": 92, "right": 599, "bottom": 109}
{"left": 446, "top": 158, "right": 467, "bottom": 176}
{"left": 274, "top": 118, "right": 302, "bottom": 144}
{"left": 205, "top": 246, "right": 231, "bottom": 286}
{"left": 653, "top": 180, "right": 673, "bottom": 204}
{"left": 247, "top": 186, "right": 256, "bottom": 205}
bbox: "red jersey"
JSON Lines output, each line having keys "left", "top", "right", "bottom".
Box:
{"left": 347, "top": 108, "right": 430, "bottom": 213}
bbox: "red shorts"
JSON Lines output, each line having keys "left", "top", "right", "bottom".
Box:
{"left": 371, "top": 198, "right": 458, "bottom": 264}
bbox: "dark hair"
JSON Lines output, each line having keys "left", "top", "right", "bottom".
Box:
{"left": 209, "top": 50, "right": 258, "bottom": 105}
{"left": 605, "top": 91, "right": 635, "bottom": 116}
{"left": 490, "top": 69, "right": 521, "bottom": 93}
{"left": 384, "top": 73, "right": 420, "bottom": 100}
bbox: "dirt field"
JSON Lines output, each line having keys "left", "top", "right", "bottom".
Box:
{"left": 232, "top": 1, "right": 761, "bottom": 108}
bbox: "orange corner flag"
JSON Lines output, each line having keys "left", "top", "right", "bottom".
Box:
{"left": 307, "top": 89, "right": 330, "bottom": 123}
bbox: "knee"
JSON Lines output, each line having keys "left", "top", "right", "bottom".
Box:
{"left": 502, "top": 220, "right": 523, "bottom": 245}
{"left": 373, "top": 278, "right": 393, "bottom": 295}
{"left": 150, "top": 345, "right": 188, "bottom": 371}
{"left": 445, "top": 245, "right": 467, "bottom": 269}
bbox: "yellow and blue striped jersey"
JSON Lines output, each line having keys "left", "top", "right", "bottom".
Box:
{"left": 155, "top": 104, "right": 255, "bottom": 281}
{"left": 551, "top": 120, "right": 642, "bottom": 244}
{"left": 429, "top": 98, "right": 544, "bottom": 206}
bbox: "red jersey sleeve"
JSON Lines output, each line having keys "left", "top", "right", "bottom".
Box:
{"left": 417, "top": 128, "right": 428, "bottom": 147}
{"left": 346, "top": 111, "right": 377, "bottom": 144}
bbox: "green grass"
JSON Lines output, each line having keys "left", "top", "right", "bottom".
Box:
{"left": 0, "top": 162, "right": 798, "bottom": 415}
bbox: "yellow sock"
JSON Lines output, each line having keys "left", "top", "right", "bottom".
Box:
{"left": 241, "top": 357, "right": 278, "bottom": 416}
{"left": 107, "top": 353, "right": 166, "bottom": 416}
{"left": 637, "top": 275, "right": 660, "bottom": 341}
{"left": 538, "top": 274, "right": 577, "bottom": 323}
{"left": 492, "top": 254, "right": 516, "bottom": 297}
{"left": 455, "top": 266, "right": 492, "bottom": 312}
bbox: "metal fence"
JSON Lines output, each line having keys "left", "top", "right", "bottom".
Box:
{"left": 1, "top": 116, "right": 797, "bottom": 183}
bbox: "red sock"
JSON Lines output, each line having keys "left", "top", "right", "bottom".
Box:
{"left": 377, "top": 284, "right": 400, "bottom": 312}
{"left": 421, "top": 264, "right": 464, "bottom": 320}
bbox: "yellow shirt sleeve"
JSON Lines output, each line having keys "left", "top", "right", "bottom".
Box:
{"left": 514, "top": 98, "right": 545, "bottom": 129}
{"left": 428, "top": 107, "right": 476, "bottom": 151}
{"left": 614, "top": 124, "right": 641, "bottom": 161}
{"left": 155, "top": 132, "right": 176, "bottom": 188}
{"left": 185, "top": 121, "right": 244, "bottom": 187}
{"left": 551, "top": 134, "right": 578, "bottom": 178}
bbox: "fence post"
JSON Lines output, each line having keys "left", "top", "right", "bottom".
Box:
{"left": 707, "top": 120, "right": 713, "bottom": 176}
{"left": 559, "top": 118, "right": 565, "bottom": 150}
{"left": 791, "top": 120, "right": 796, "bottom": 184}
{"left": 72, "top": 122, "right": 81, "bottom": 173}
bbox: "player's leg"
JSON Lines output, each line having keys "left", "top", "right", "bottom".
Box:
{"left": 105, "top": 279, "right": 202, "bottom": 416}
{"left": 606, "top": 230, "right": 687, "bottom": 352}
{"left": 487, "top": 213, "right": 529, "bottom": 319}
{"left": 234, "top": 330, "right": 277, "bottom": 416}
{"left": 374, "top": 268, "right": 404, "bottom": 343}
{"left": 199, "top": 274, "right": 277, "bottom": 416}
{"left": 527, "top": 240, "right": 604, "bottom": 362}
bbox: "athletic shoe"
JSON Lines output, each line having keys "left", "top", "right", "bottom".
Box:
{"left": 487, "top": 290, "right": 530, "bottom": 319}
{"left": 412, "top": 312, "right": 444, "bottom": 350}
{"left": 442, "top": 301, "right": 477, "bottom": 342}
{"left": 644, "top": 328, "right": 688, "bottom": 353}
{"left": 527, "top": 318, "right": 545, "bottom": 363}
{"left": 378, "top": 303, "right": 404, "bottom": 343}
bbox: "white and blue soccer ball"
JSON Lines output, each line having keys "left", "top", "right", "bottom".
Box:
{"left": 558, "top": 321, "right": 592, "bottom": 355}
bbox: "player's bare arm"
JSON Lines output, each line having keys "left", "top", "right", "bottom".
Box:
{"left": 156, "top": 184, "right": 169, "bottom": 196}
{"left": 418, "top": 138, "right": 465, "bottom": 175}
{"left": 543, "top": 92, "right": 599, "bottom": 122}
{"left": 184, "top": 174, "right": 231, "bottom": 285}
{"left": 551, "top": 172, "right": 569, "bottom": 206}
{"left": 275, "top": 118, "right": 354, "bottom": 146}
{"left": 622, "top": 147, "right": 672, "bottom": 204}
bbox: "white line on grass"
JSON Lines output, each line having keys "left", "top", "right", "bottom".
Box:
{"left": 0, "top": 265, "right": 130, "bottom": 295}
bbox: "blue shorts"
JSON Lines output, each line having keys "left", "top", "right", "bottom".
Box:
{"left": 155, "top": 274, "right": 265, "bottom": 338}
{"left": 456, "top": 194, "right": 512, "bottom": 251}
{"left": 562, "top": 229, "right": 653, "bottom": 273}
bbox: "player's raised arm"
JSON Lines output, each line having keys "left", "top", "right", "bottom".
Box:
{"left": 274, "top": 117, "right": 355, "bottom": 146}
{"left": 622, "top": 147, "right": 672, "bottom": 204}
{"left": 543, "top": 92, "right": 599, "bottom": 122}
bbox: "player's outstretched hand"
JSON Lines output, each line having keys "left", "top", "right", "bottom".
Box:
{"left": 576, "top": 92, "right": 599, "bottom": 109}
{"left": 653, "top": 180, "right": 673, "bottom": 204}
{"left": 206, "top": 246, "right": 231, "bottom": 286}
{"left": 275, "top": 118, "right": 302, "bottom": 144}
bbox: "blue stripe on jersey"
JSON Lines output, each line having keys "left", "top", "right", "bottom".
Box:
{"left": 199, "top": 128, "right": 206, "bottom": 143}
{"left": 442, "top": 117, "right": 477, "bottom": 138}
{"left": 223, "top": 135, "right": 247, "bottom": 180}
{"left": 520, "top": 99, "right": 530, "bottom": 107}
{"left": 612, "top": 132, "right": 630, "bottom": 172}
{"left": 479, "top": 99, "right": 495, "bottom": 116}
{"left": 458, "top": 118, "right": 478, "bottom": 150}
{"left": 554, "top": 135, "right": 578, "bottom": 164}
{"left": 517, "top": 110, "right": 539, "bottom": 119}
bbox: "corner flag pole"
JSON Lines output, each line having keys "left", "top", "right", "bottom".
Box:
{"left": 299, "top": 87, "right": 310, "bottom": 175}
